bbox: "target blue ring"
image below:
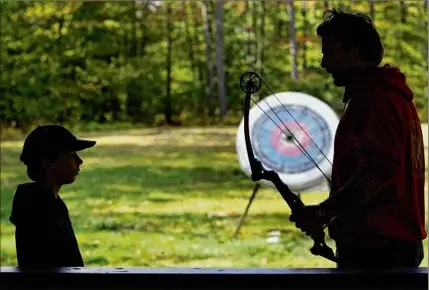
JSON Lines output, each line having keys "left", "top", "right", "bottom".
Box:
{"left": 251, "top": 105, "right": 332, "bottom": 174}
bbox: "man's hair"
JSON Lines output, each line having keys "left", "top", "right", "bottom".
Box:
{"left": 316, "top": 8, "right": 383, "bottom": 65}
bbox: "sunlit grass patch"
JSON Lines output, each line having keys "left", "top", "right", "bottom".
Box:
{"left": 1, "top": 126, "right": 427, "bottom": 268}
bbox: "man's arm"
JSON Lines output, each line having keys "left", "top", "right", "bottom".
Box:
{"left": 319, "top": 94, "right": 402, "bottom": 219}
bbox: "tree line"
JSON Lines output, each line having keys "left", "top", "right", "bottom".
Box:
{"left": 1, "top": 0, "right": 427, "bottom": 133}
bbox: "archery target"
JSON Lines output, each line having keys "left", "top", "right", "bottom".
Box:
{"left": 236, "top": 91, "right": 339, "bottom": 192}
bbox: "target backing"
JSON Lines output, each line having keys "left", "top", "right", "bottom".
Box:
{"left": 236, "top": 91, "right": 339, "bottom": 192}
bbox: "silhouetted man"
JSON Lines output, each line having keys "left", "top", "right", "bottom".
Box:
{"left": 290, "top": 9, "right": 426, "bottom": 270}
{"left": 10, "top": 125, "right": 96, "bottom": 269}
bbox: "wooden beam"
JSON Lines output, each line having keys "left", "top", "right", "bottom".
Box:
{"left": 1, "top": 267, "right": 427, "bottom": 290}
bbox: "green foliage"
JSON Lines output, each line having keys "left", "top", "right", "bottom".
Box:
{"left": 1, "top": 1, "right": 427, "bottom": 131}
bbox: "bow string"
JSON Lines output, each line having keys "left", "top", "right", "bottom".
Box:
{"left": 240, "top": 71, "right": 338, "bottom": 263}
{"left": 240, "top": 72, "right": 332, "bottom": 184}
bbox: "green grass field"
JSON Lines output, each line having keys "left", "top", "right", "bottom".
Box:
{"left": 1, "top": 125, "right": 428, "bottom": 268}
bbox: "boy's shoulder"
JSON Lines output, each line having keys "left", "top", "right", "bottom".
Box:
{"left": 16, "top": 182, "right": 37, "bottom": 192}
{"left": 14, "top": 181, "right": 37, "bottom": 198}
{"left": 13, "top": 182, "right": 43, "bottom": 203}
{"left": 10, "top": 182, "right": 55, "bottom": 226}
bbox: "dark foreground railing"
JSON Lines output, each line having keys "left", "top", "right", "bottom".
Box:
{"left": 0, "top": 267, "right": 427, "bottom": 290}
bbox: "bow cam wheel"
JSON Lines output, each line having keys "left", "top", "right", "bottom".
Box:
{"left": 240, "top": 72, "right": 261, "bottom": 94}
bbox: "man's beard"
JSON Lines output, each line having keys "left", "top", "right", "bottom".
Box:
{"left": 331, "top": 68, "right": 366, "bottom": 87}
{"left": 332, "top": 73, "right": 347, "bottom": 87}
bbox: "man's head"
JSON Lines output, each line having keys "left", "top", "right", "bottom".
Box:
{"left": 20, "top": 125, "right": 96, "bottom": 186}
{"left": 317, "top": 9, "right": 383, "bottom": 87}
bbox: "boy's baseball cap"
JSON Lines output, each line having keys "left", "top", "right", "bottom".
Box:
{"left": 20, "top": 125, "right": 96, "bottom": 166}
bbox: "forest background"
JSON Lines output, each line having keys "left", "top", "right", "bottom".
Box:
{"left": 1, "top": 0, "right": 427, "bottom": 135}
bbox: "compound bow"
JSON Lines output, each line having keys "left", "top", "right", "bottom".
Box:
{"left": 240, "top": 71, "right": 338, "bottom": 263}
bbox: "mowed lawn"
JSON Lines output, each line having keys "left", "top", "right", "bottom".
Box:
{"left": 1, "top": 125, "right": 428, "bottom": 268}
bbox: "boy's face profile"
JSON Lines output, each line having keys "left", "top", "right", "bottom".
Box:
{"left": 45, "top": 151, "right": 83, "bottom": 185}
{"left": 20, "top": 125, "right": 96, "bottom": 187}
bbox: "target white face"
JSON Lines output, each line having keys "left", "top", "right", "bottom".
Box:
{"left": 236, "top": 91, "right": 339, "bottom": 192}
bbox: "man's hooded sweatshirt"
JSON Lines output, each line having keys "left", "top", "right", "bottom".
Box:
{"left": 327, "top": 64, "right": 427, "bottom": 246}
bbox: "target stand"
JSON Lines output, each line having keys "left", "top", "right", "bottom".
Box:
{"left": 234, "top": 91, "right": 339, "bottom": 238}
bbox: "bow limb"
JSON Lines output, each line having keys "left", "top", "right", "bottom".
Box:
{"left": 243, "top": 83, "right": 304, "bottom": 209}
{"left": 241, "top": 73, "right": 338, "bottom": 263}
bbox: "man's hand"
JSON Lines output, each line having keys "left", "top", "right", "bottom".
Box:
{"left": 289, "top": 205, "right": 328, "bottom": 236}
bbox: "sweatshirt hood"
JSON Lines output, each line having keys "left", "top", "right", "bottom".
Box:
{"left": 9, "top": 182, "right": 54, "bottom": 226}
{"left": 343, "top": 64, "right": 414, "bottom": 103}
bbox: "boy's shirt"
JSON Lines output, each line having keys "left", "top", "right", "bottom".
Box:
{"left": 9, "top": 182, "right": 84, "bottom": 268}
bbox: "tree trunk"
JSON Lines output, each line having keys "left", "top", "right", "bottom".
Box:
{"left": 130, "top": 1, "right": 138, "bottom": 57}
{"left": 189, "top": 2, "right": 204, "bottom": 89}
{"left": 399, "top": 0, "right": 406, "bottom": 23}
{"left": 134, "top": 1, "right": 144, "bottom": 56}
{"left": 301, "top": 0, "right": 308, "bottom": 71}
{"left": 246, "top": 1, "right": 254, "bottom": 67}
{"left": 200, "top": 1, "right": 215, "bottom": 117}
{"left": 286, "top": 0, "right": 298, "bottom": 81}
{"left": 215, "top": 0, "right": 227, "bottom": 118}
{"left": 252, "top": 0, "right": 257, "bottom": 69}
{"left": 56, "top": 8, "right": 68, "bottom": 124}
{"left": 165, "top": 2, "right": 173, "bottom": 125}
{"left": 324, "top": 0, "right": 329, "bottom": 10}
{"left": 369, "top": 1, "right": 375, "bottom": 21}
{"left": 182, "top": 2, "right": 198, "bottom": 82}
{"left": 257, "top": 1, "right": 266, "bottom": 77}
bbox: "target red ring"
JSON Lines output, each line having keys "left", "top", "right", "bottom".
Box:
{"left": 270, "top": 122, "right": 311, "bottom": 157}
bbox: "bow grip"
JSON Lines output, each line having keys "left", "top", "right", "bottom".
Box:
{"left": 249, "top": 159, "right": 265, "bottom": 182}
{"left": 249, "top": 159, "right": 281, "bottom": 186}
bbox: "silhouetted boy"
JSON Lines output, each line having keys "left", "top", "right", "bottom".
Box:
{"left": 9, "top": 125, "right": 96, "bottom": 269}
